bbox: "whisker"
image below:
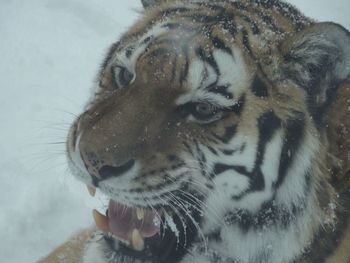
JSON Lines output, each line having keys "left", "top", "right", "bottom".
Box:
{"left": 168, "top": 194, "right": 208, "bottom": 253}
{"left": 162, "top": 194, "right": 189, "bottom": 247}
{"left": 156, "top": 195, "right": 187, "bottom": 244}
{"left": 165, "top": 171, "right": 225, "bottom": 228}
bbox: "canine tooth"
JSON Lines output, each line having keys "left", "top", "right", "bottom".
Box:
{"left": 131, "top": 229, "right": 144, "bottom": 251}
{"left": 136, "top": 208, "right": 144, "bottom": 220}
{"left": 87, "top": 185, "right": 96, "bottom": 197}
{"left": 93, "top": 209, "right": 109, "bottom": 232}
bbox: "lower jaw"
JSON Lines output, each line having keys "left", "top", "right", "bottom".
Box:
{"left": 103, "top": 226, "right": 180, "bottom": 262}
{"left": 93, "top": 207, "right": 163, "bottom": 252}
{"left": 86, "top": 186, "right": 201, "bottom": 261}
{"left": 94, "top": 207, "right": 199, "bottom": 263}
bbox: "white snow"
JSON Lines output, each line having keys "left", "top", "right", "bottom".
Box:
{"left": 0, "top": 1, "right": 348, "bottom": 262}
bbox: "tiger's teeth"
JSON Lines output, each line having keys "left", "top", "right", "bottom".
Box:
{"left": 136, "top": 208, "right": 144, "bottom": 220}
{"left": 92, "top": 209, "right": 109, "bottom": 233}
{"left": 87, "top": 185, "right": 96, "bottom": 197}
{"left": 131, "top": 229, "right": 144, "bottom": 251}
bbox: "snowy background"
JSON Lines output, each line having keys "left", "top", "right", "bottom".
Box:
{"left": 0, "top": 1, "right": 349, "bottom": 262}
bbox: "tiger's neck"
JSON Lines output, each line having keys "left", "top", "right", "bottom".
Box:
{"left": 200, "top": 132, "right": 337, "bottom": 263}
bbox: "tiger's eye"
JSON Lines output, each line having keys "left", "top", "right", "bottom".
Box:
{"left": 118, "top": 67, "right": 133, "bottom": 87}
{"left": 114, "top": 66, "right": 134, "bottom": 88}
{"left": 195, "top": 103, "right": 216, "bottom": 116}
{"left": 176, "top": 102, "right": 222, "bottom": 123}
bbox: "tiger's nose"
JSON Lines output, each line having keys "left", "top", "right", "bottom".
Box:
{"left": 80, "top": 148, "right": 135, "bottom": 180}
{"left": 98, "top": 159, "right": 135, "bottom": 180}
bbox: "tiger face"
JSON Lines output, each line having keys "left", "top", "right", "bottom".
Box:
{"left": 66, "top": 0, "right": 350, "bottom": 262}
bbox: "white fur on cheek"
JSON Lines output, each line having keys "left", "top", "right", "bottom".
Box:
{"left": 234, "top": 130, "right": 283, "bottom": 212}
{"left": 214, "top": 170, "right": 250, "bottom": 198}
{"left": 275, "top": 130, "right": 320, "bottom": 207}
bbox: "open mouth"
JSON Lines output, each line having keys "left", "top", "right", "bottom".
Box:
{"left": 86, "top": 183, "right": 204, "bottom": 262}
{"left": 93, "top": 199, "right": 164, "bottom": 251}
{"left": 87, "top": 186, "right": 173, "bottom": 252}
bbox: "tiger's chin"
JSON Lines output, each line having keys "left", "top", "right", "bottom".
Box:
{"left": 85, "top": 186, "right": 201, "bottom": 262}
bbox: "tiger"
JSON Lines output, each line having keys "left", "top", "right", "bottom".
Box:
{"left": 38, "top": 0, "right": 350, "bottom": 262}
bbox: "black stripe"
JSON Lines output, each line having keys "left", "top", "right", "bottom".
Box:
{"left": 220, "top": 143, "right": 245, "bottom": 156}
{"left": 251, "top": 0, "right": 282, "bottom": 9}
{"left": 161, "top": 23, "right": 194, "bottom": 32}
{"left": 207, "top": 84, "right": 233, "bottom": 99}
{"left": 215, "top": 0, "right": 293, "bottom": 33}
{"left": 98, "top": 159, "right": 135, "bottom": 181}
{"left": 141, "top": 36, "right": 153, "bottom": 45}
{"left": 239, "top": 15, "right": 260, "bottom": 34}
{"left": 212, "top": 163, "right": 229, "bottom": 176}
{"left": 212, "top": 163, "right": 250, "bottom": 177}
{"left": 206, "top": 146, "right": 219, "bottom": 155}
{"left": 206, "top": 136, "right": 221, "bottom": 144}
{"left": 224, "top": 200, "right": 306, "bottom": 232}
{"left": 222, "top": 149, "right": 236, "bottom": 155}
{"left": 162, "top": 23, "right": 184, "bottom": 30}
{"left": 211, "top": 36, "right": 233, "bottom": 55}
{"left": 219, "top": 13, "right": 237, "bottom": 37}
{"left": 255, "top": 111, "right": 281, "bottom": 169}
{"left": 101, "top": 41, "right": 120, "bottom": 70}
{"left": 125, "top": 47, "right": 134, "bottom": 58}
{"left": 250, "top": 0, "right": 309, "bottom": 31}
{"left": 249, "top": 168, "right": 265, "bottom": 192}
{"left": 211, "top": 111, "right": 281, "bottom": 193}
{"left": 230, "top": 1, "right": 249, "bottom": 11}
{"left": 183, "top": 141, "right": 195, "bottom": 157}
{"left": 207, "top": 229, "right": 222, "bottom": 242}
{"left": 145, "top": 47, "right": 168, "bottom": 58}
{"left": 195, "top": 47, "right": 220, "bottom": 76}
{"left": 257, "top": 10, "right": 282, "bottom": 33}
{"left": 171, "top": 55, "right": 177, "bottom": 82}
{"left": 123, "top": 7, "right": 191, "bottom": 40}
{"left": 180, "top": 45, "right": 190, "bottom": 85}
{"left": 194, "top": 2, "right": 226, "bottom": 12}
{"left": 153, "top": 38, "right": 187, "bottom": 47}
{"left": 251, "top": 75, "right": 269, "bottom": 98}
{"left": 228, "top": 95, "right": 245, "bottom": 115}
{"left": 194, "top": 139, "right": 208, "bottom": 178}
{"left": 183, "top": 14, "right": 219, "bottom": 23}
{"left": 212, "top": 124, "right": 237, "bottom": 143}
{"left": 219, "top": 0, "right": 283, "bottom": 33}
{"left": 91, "top": 175, "right": 99, "bottom": 187}
{"left": 99, "top": 42, "right": 121, "bottom": 90}
{"left": 171, "top": 4, "right": 237, "bottom": 37}
{"left": 274, "top": 115, "right": 305, "bottom": 189}
{"left": 241, "top": 29, "right": 252, "bottom": 54}
{"left": 161, "top": 7, "right": 191, "bottom": 17}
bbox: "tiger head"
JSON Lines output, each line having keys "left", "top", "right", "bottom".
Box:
{"left": 66, "top": 0, "right": 350, "bottom": 259}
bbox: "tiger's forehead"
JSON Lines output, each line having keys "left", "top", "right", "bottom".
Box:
{"left": 107, "top": 18, "right": 253, "bottom": 106}
{"left": 106, "top": 0, "right": 311, "bottom": 77}
{"left": 111, "top": 21, "right": 198, "bottom": 75}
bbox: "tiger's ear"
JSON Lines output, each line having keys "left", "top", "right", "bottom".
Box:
{"left": 141, "top": 0, "right": 168, "bottom": 9}
{"left": 281, "top": 22, "right": 350, "bottom": 122}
